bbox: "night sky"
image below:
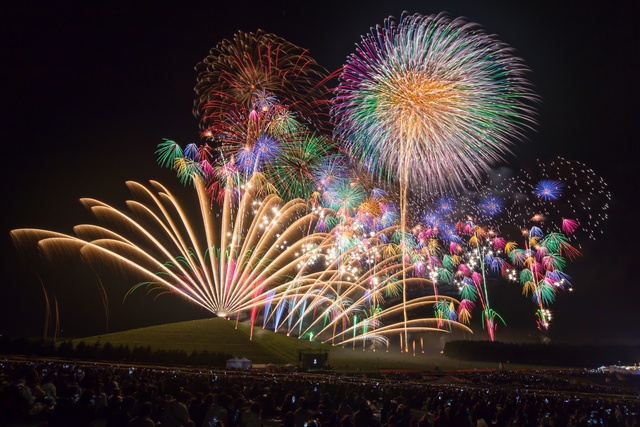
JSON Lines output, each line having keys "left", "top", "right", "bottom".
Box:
{"left": 2, "top": 1, "right": 638, "bottom": 345}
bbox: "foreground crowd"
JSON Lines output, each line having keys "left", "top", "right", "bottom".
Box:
{"left": 0, "top": 358, "right": 638, "bottom": 427}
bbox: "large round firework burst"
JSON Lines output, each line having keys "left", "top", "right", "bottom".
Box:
{"left": 195, "top": 30, "right": 332, "bottom": 136}
{"left": 332, "top": 12, "right": 537, "bottom": 193}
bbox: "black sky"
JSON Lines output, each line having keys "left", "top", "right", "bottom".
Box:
{"left": 1, "top": 1, "right": 639, "bottom": 345}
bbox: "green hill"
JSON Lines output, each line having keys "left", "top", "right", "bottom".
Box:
{"left": 68, "top": 320, "right": 582, "bottom": 372}
{"left": 73, "top": 318, "right": 509, "bottom": 372}
{"left": 74, "top": 317, "right": 327, "bottom": 364}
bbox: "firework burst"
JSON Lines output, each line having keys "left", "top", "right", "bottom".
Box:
{"left": 194, "top": 30, "right": 332, "bottom": 136}
{"left": 332, "top": 12, "right": 536, "bottom": 193}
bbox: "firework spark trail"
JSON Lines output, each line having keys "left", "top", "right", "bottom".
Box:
{"left": 12, "top": 175, "right": 475, "bottom": 347}
{"left": 261, "top": 225, "right": 473, "bottom": 345}
{"left": 454, "top": 224, "right": 510, "bottom": 341}
{"left": 12, "top": 177, "right": 317, "bottom": 316}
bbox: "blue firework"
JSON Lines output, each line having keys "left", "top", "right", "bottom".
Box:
{"left": 423, "top": 211, "right": 441, "bottom": 227}
{"left": 235, "top": 135, "right": 281, "bottom": 174}
{"left": 235, "top": 145, "right": 258, "bottom": 174}
{"left": 314, "top": 155, "right": 349, "bottom": 189}
{"left": 480, "top": 196, "right": 503, "bottom": 217}
{"left": 254, "top": 135, "right": 281, "bottom": 163}
{"left": 437, "top": 197, "right": 456, "bottom": 214}
{"left": 534, "top": 180, "right": 565, "bottom": 201}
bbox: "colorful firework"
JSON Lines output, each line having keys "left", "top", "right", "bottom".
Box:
{"left": 501, "top": 157, "right": 611, "bottom": 241}
{"left": 11, "top": 176, "right": 472, "bottom": 347}
{"left": 451, "top": 223, "right": 512, "bottom": 341}
{"left": 157, "top": 131, "right": 341, "bottom": 202}
{"left": 331, "top": 12, "right": 536, "bottom": 347}
{"left": 408, "top": 188, "right": 586, "bottom": 338}
{"left": 332, "top": 12, "right": 536, "bottom": 193}
{"left": 163, "top": 29, "right": 345, "bottom": 202}
{"left": 509, "top": 223, "right": 580, "bottom": 330}
{"left": 11, "top": 15, "right": 607, "bottom": 346}
{"left": 194, "top": 30, "right": 332, "bottom": 136}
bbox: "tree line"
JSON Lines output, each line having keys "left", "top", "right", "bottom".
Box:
{"left": 0, "top": 335, "right": 232, "bottom": 367}
{"left": 443, "top": 340, "right": 640, "bottom": 367}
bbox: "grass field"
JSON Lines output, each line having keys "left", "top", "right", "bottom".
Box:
{"left": 73, "top": 318, "right": 519, "bottom": 372}
{"left": 74, "top": 317, "right": 328, "bottom": 364}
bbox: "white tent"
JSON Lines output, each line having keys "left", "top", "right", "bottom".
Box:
{"left": 226, "top": 357, "right": 241, "bottom": 370}
{"left": 237, "top": 357, "right": 252, "bottom": 370}
{"left": 226, "top": 357, "right": 252, "bottom": 371}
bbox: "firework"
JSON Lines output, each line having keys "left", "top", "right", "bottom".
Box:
{"left": 410, "top": 188, "right": 585, "bottom": 338}
{"left": 534, "top": 180, "right": 565, "bottom": 201}
{"left": 12, "top": 175, "right": 472, "bottom": 346}
{"left": 13, "top": 177, "right": 317, "bottom": 319}
{"left": 331, "top": 12, "right": 536, "bottom": 348}
{"left": 501, "top": 157, "right": 611, "bottom": 241}
{"left": 167, "top": 30, "right": 343, "bottom": 201}
{"left": 509, "top": 224, "right": 579, "bottom": 330}
{"left": 157, "top": 132, "right": 340, "bottom": 201}
{"left": 265, "top": 130, "right": 337, "bottom": 200}
{"left": 194, "top": 30, "right": 332, "bottom": 136}
{"left": 332, "top": 12, "right": 536, "bottom": 193}
{"left": 452, "top": 223, "right": 511, "bottom": 341}
{"left": 12, "top": 16, "right": 606, "bottom": 346}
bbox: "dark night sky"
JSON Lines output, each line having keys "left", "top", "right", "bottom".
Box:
{"left": 1, "top": 1, "right": 638, "bottom": 345}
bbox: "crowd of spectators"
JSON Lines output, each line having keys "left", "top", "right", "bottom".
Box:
{"left": 1, "top": 358, "right": 638, "bottom": 427}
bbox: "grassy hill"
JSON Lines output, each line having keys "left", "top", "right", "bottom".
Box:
{"left": 73, "top": 318, "right": 508, "bottom": 372}
{"left": 74, "top": 317, "right": 327, "bottom": 364}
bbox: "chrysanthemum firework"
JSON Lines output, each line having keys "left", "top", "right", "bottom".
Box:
{"left": 534, "top": 180, "right": 565, "bottom": 201}
{"left": 194, "top": 30, "right": 332, "bottom": 136}
{"left": 332, "top": 12, "right": 537, "bottom": 193}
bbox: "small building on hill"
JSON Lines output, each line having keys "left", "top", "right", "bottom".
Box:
{"left": 298, "top": 349, "right": 329, "bottom": 371}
